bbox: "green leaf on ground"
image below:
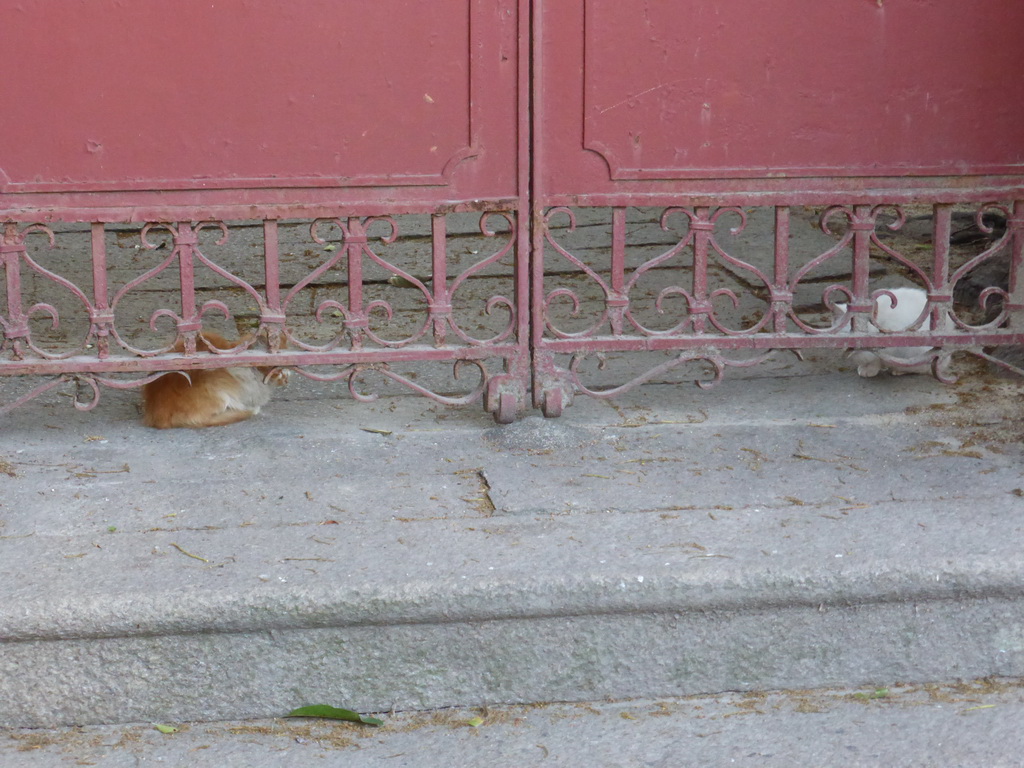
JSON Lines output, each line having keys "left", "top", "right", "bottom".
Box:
{"left": 466, "top": 716, "right": 484, "bottom": 727}
{"left": 285, "top": 705, "right": 384, "bottom": 726}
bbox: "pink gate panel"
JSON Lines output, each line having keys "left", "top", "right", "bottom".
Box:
{"left": 531, "top": 0, "right": 1024, "bottom": 415}
{"left": 535, "top": 0, "right": 1024, "bottom": 200}
{"left": 1, "top": 0, "right": 522, "bottom": 212}
{"left": 1, "top": 0, "right": 532, "bottom": 422}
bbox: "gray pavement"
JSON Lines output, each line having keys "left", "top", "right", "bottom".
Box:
{"left": 2, "top": 681, "right": 1022, "bottom": 767}
{"left": 2, "top": 355, "right": 1024, "bottom": 733}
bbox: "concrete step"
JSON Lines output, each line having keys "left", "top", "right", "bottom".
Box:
{"left": 1, "top": 366, "right": 1023, "bottom": 727}
{"left": 2, "top": 681, "right": 1023, "bottom": 767}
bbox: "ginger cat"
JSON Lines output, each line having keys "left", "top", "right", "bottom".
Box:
{"left": 142, "top": 332, "right": 289, "bottom": 429}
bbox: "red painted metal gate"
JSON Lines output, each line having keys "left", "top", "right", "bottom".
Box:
{"left": 530, "top": 0, "right": 1024, "bottom": 415}
{"left": 2, "top": 0, "right": 1022, "bottom": 422}
{"left": 1, "top": 0, "right": 531, "bottom": 422}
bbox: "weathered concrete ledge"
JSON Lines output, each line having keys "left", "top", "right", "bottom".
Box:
{"left": 2, "top": 370, "right": 1023, "bottom": 726}
{"left": 2, "top": 498, "right": 1023, "bottom": 726}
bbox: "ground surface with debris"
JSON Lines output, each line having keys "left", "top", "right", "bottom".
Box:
{"left": 2, "top": 356, "right": 1023, "bottom": 728}
{"left": 2, "top": 680, "right": 1023, "bottom": 767}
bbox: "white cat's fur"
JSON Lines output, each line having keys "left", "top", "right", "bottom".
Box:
{"left": 833, "top": 287, "right": 950, "bottom": 378}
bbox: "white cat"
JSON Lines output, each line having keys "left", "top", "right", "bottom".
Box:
{"left": 833, "top": 287, "right": 950, "bottom": 378}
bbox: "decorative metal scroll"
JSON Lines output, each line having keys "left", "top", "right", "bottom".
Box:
{"left": 3, "top": 202, "right": 1022, "bottom": 420}
{"left": 534, "top": 202, "right": 1023, "bottom": 415}
{"left": 1, "top": 212, "right": 526, "bottom": 420}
